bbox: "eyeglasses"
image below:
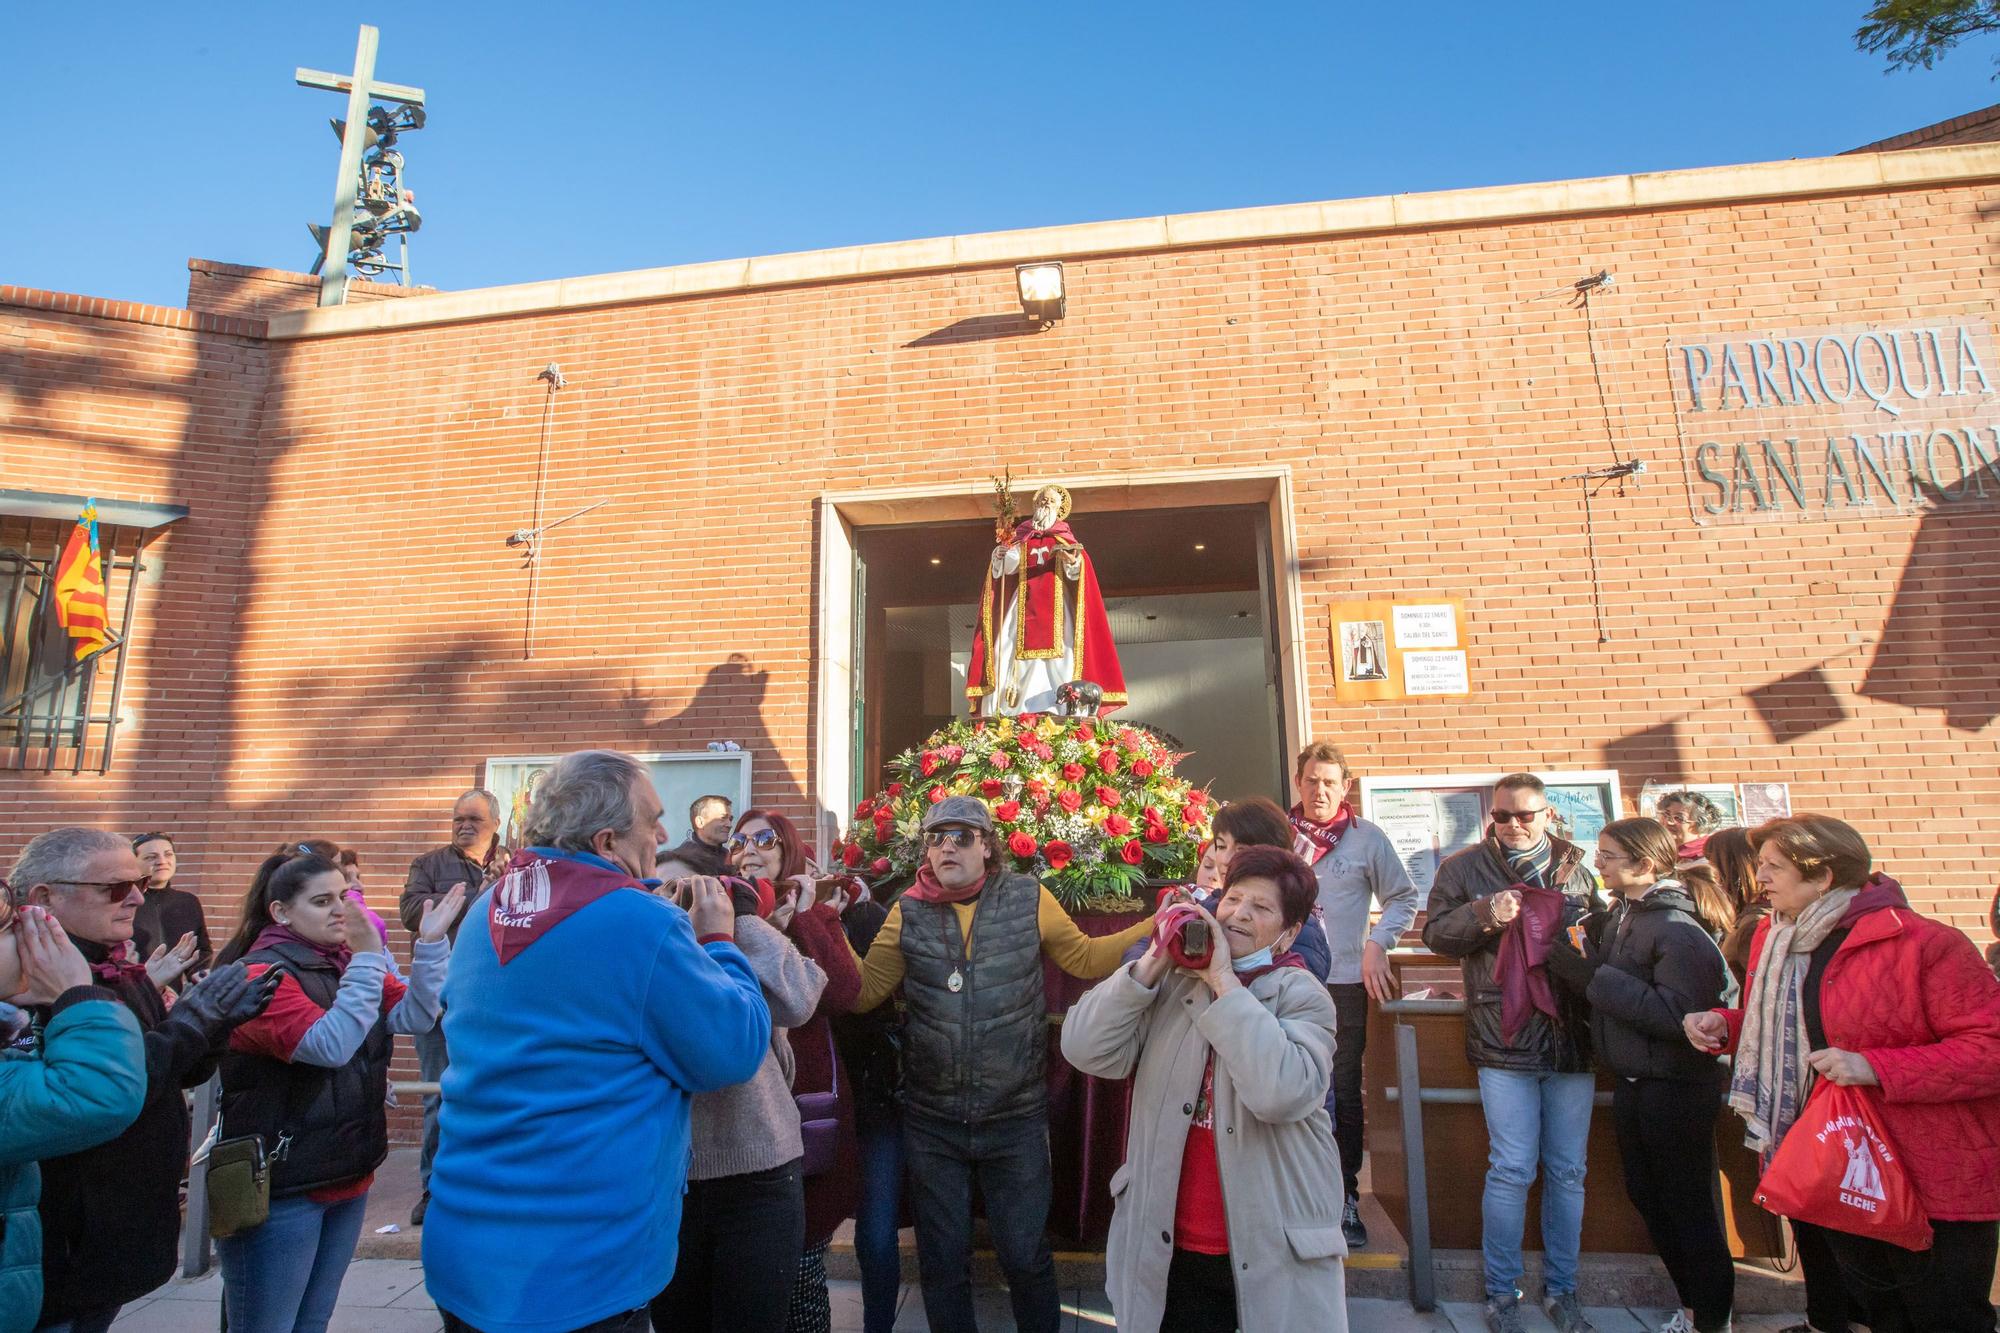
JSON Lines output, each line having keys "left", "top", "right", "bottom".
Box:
{"left": 1595, "top": 849, "right": 1631, "bottom": 865}
{"left": 1488, "top": 808, "right": 1548, "bottom": 826}
{"left": 923, "top": 828, "right": 981, "bottom": 850}
{"left": 725, "top": 829, "right": 782, "bottom": 854}
{"left": 51, "top": 878, "right": 150, "bottom": 900}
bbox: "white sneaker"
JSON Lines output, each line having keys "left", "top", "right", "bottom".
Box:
{"left": 1656, "top": 1315, "right": 1695, "bottom": 1333}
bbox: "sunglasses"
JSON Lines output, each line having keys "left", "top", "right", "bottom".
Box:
{"left": 51, "top": 877, "right": 150, "bottom": 900}
{"left": 1488, "top": 808, "right": 1548, "bottom": 826}
{"left": 923, "top": 828, "right": 981, "bottom": 850}
{"left": 725, "top": 829, "right": 782, "bottom": 854}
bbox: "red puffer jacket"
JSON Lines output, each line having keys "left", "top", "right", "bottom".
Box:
{"left": 1718, "top": 875, "right": 2000, "bottom": 1221}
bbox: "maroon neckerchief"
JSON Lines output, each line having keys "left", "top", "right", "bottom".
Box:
{"left": 1492, "top": 883, "right": 1566, "bottom": 1044}
{"left": 1234, "top": 949, "right": 1311, "bottom": 984}
{"left": 1288, "top": 803, "right": 1355, "bottom": 865}
{"left": 901, "top": 863, "right": 989, "bottom": 906}
{"left": 86, "top": 939, "right": 151, "bottom": 987}
{"left": 250, "top": 923, "right": 353, "bottom": 974}
{"left": 489, "top": 848, "right": 645, "bottom": 963}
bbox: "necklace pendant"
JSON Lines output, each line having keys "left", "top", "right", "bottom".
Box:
{"left": 947, "top": 968, "right": 964, "bottom": 993}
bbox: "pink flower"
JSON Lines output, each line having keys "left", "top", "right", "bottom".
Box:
{"left": 989, "top": 749, "right": 1013, "bottom": 770}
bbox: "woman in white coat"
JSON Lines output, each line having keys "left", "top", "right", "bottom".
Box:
{"left": 1062, "top": 845, "right": 1347, "bottom": 1333}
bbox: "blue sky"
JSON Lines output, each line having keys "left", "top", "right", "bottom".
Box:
{"left": 10, "top": 3, "right": 1999, "bottom": 308}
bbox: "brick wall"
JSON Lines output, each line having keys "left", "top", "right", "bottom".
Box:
{"left": 186, "top": 259, "right": 431, "bottom": 320}
{"left": 6, "top": 170, "right": 2000, "bottom": 1134}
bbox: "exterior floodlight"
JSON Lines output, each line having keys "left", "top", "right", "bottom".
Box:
{"left": 1016, "top": 262, "right": 1066, "bottom": 326}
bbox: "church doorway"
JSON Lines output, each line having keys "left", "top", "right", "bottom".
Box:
{"left": 815, "top": 469, "right": 1308, "bottom": 851}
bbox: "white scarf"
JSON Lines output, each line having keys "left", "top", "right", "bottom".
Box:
{"left": 1727, "top": 885, "right": 1858, "bottom": 1155}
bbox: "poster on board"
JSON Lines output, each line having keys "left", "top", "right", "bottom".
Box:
{"left": 484, "top": 751, "right": 754, "bottom": 853}
{"left": 1359, "top": 769, "right": 1623, "bottom": 905}
{"left": 1739, "top": 782, "right": 1792, "bottom": 824}
{"left": 1330, "top": 598, "right": 1469, "bottom": 704}
{"left": 1637, "top": 782, "right": 1744, "bottom": 828}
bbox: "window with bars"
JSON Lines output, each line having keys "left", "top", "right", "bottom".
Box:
{"left": 0, "top": 500, "right": 173, "bottom": 773}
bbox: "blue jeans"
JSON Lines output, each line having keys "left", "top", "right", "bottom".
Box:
{"left": 415, "top": 1019, "right": 449, "bottom": 1189}
{"left": 853, "top": 1119, "right": 906, "bottom": 1333}
{"left": 1476, "top": 1068, "right": 1593, "bottom": 1300}
{"left": 217, "top": 1190, "right": 370, "bottom": 1333}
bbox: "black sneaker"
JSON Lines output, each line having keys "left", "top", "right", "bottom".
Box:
{"left": 1341, "top": 1193, "right": 1368, "bottom": 1249}
{"left": 410, "top": 1190, "right": 429, "bottom": 1227}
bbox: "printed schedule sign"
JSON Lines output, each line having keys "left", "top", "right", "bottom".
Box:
{"left": 1331, "top": 598, "right": 1470, "bottom": 704}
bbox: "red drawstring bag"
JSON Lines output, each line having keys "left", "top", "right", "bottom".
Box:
{"left": 1754, "top": 1081, "right": 1933, "bottom": 1252}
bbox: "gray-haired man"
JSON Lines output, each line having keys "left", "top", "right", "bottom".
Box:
{"left": 399, "top": 788, "right": 505, "bottom": 1227}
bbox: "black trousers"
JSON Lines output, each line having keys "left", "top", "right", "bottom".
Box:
{"left": 902, "top": 1110, "right": 1060, "bottom": 1333}
{"left": 1824, "top": 1218, "right": 1999, "bottom": 1333}
{"left": 1327, "top": 982, "right": 1367, "bottom": 1200}
{"left": 1158, "top": 1249, "right": 1237, "bottom": 1333}
{"left": 1792, "top": 1219, "right": 1864, "bottom": 1333}
{"left": 1611, "top": 1076, "right": 1734, "bottom": 1332}
{"left": 444, "top": 1309, "right": 647, "bottom": 1333}
{"left": 650, "top": 1159, "right": 805, "bottom": 1333}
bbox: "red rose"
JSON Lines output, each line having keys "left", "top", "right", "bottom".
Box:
{"left": 1057, "top": 789, "right": 1083, "bottom": 813}
{"left": 1131, "top": 759, "right": 1155, "bottom": 778}
{"left": 980, "top": 779, "right": 1004, "bottom": 798}
{"left": 1120, "top": 839, "right": 1145, "bottom": 866}
{"left": 1143, "top": 806, "right": 1162, "bottom": 823}
{"left": 1061, "top": 763, "right": 1087, "bottom": 783}
{"left": 870, "top": 857, "right": 891, "bottom": 876}
{"left": 989, "top": 749, "right": 1013, "bottom": 770}
{"left": 873, "top": 809, "right": 895, "bottom": 831}
{"left": 994, "top": 800, "right": 1022, "bottom": 823}
{"left": 920, "top": 751, "right": 940, "bottom": 777}
{"left": 1026, "top": 778, "right": 1049, "bottom": 798}
{"left": 842, "top": 842, "right": 865, "bottom": 866}
{"left": 1097, "top": 750, "right": 1120, "bottom": 774}
{"left": 1018, "top": 712, "right": 1043, "bottom": 725}
{"left": 1103, "top": 813, "right": 1133, "bottom": 837}
{"left": 886, "top": 782, "right": 905, "bottom": 797}
{"left": 1182, "top": 802, "right": 1205, "bottom": 826}
{"left": 1094, "top": 784, "right": 1120, "bottom": 807}
{"left": 1144, "top": 822, "right": 1170, "bottom": 844}
{"left": 856, "top": 798, "right": 876, "bottom": 819}
{"left": 1007, "top": 831, "right": 1038, "bottom": 859}
{"left": 927, "top": 787, "right": 946, "bottom": 805}
{"left": 1045, "top": 840, "right": 1074, "bottom": 870}
{"left": 1075, "top": 726, "right": 1095, "bottom": 742}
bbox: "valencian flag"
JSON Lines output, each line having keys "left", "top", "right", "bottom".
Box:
{"left": 52, "top": 501, "right": 110, "bottom": 661}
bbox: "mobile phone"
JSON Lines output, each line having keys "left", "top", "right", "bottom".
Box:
{"left": 1179, "top": 918, "right": 1210, "bottom": 960}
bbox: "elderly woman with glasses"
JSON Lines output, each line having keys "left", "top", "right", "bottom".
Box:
{"left": 652, "top": 811, "right": 859, "bottom": 1333}
{"left": 1655, "top": 791, "right": 1725, "bottom": 864}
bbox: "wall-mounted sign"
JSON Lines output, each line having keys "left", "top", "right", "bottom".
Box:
{"left": 1671, "top": 320, "right": 2000, "bottom": 524}
{"left": 1330, "top": 599, "right": 1469, "bottom": 704}
{"left": 1360, "top": 768, "right": 1622, "bottom": 906}
{"left": 483, "top": 750, "right": 753, "bottom": 852}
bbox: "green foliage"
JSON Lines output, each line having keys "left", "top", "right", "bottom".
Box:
{"left": 1857, "top": 0, "right": 2000, "bottom": 73}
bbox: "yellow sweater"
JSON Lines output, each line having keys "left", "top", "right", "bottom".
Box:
{"left": 851, "top": 889, "right": 1155, "bottom": 1013}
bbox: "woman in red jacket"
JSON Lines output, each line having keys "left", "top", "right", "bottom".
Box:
{"left": 1685, "top": 815, "right": 2000, "bottom": 1333}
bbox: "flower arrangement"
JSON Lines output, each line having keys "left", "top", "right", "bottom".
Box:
{"left": 835, "top": 715, "right": 1212, "bottom": 912}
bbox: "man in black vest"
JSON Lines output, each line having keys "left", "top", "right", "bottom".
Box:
{"left": 849, "top": 797, "right": 1152, "bottom": 1333}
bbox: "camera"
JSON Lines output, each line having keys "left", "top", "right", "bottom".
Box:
{"left": 1158, "top": 902, "right": 1213, "bottom": 969}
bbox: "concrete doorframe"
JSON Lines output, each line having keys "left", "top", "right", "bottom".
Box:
{"left": 812, "top": 465, "right": 1309, "bottom": 859}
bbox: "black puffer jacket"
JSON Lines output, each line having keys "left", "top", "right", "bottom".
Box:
{"left": 1421, "top": 837, "right": 1600, "bottom": 1073}
{"left": 1565, "top": 882, "right": 1734, "bottom": 1084}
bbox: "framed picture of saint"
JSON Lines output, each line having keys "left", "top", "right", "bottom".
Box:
{"left": 1339, "top": 620, "right": 1389, "bottom": 682}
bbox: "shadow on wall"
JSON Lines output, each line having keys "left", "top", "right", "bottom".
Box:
{"left": 905, "top": 313, "right": 1043, "bottom": 349}
{"left": 1858, "top": 492, "right": 2000, "bottom": 732}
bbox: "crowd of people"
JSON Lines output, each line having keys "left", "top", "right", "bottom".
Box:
{"left": 1, "top": 750, "right": 1997, "bottom": 1333}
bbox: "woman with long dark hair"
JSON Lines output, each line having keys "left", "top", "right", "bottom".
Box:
{"left": 214, "top": 850, "right": 462, "bottom": 1333}
{"left": 1704, "top": 828, "right": 1768, "bottom": 986}
{"left": 1547, "top": 818, "right": 1733, "bottom": 1333}
{"left": 651, "top": 811, "right": 858, "bottom": 1333}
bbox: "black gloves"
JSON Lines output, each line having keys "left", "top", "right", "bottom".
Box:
{"left": 168, "top": 962, "right": 281, "bottom": 1042}
{"left": 1544, "top": 929, "right": 1601, "bottom": 992}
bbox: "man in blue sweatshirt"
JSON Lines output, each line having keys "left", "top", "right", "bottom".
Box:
{"left": 422, "top": 750, "right": 771, "bottom": 1333}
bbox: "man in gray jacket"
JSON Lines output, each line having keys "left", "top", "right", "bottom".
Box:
{"left": 1288, "top": 741, "right": 1419, "bottom": 1248}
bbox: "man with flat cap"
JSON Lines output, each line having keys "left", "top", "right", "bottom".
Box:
{"left": 848, "top": 795, "right": 1153, "bottom": 1333}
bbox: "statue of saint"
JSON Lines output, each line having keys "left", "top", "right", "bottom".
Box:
{"left": 965, "top": 483, "right": 1127, "bottom": 717}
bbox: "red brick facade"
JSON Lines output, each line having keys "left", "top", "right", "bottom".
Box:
{"left": 6, "top": 153, "right": 1999, "bottom": 999}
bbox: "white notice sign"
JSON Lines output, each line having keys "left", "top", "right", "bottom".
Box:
{"left": 1393, "top": 604, "right": 1458, "bottom": 649}
{"left": 1402, "top": 650, "right": 1470, "bottom": 696}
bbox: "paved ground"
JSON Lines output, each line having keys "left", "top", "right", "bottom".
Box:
{"left": 110, "top": 1260, "right": 1834, "bottom": 1331}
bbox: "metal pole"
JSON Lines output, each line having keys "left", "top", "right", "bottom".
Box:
{"left": 1395, "top": 1022, "right": 1436, "bottom": 1311}
{"left": 99, "top": 534, "right": 149, "bottom": 773}
{"left": 180, "top": 1076, "right": 219, "bottom": 1277}
{"left": 1580, "top": 477, "right": 1609, "bottom": 644}
{"left": 318, "top": 25, "right": 379, "bottom": 308}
